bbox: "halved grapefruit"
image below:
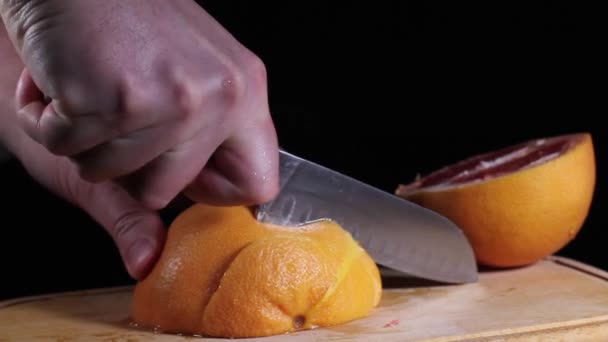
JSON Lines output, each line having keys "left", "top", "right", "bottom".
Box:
{"left": 396, "top": 133, "right": 596, "bottom": 268}
{"left": 131, "top": 204, "right": 382, "bottom": 338}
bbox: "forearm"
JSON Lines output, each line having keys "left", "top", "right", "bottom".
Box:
{"left": 0, "top": 22, "right": 23, "bottom": 155}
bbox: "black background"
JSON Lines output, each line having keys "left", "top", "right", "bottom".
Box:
{"left": 1, "top": 1, "right": 604, "bottom": 300}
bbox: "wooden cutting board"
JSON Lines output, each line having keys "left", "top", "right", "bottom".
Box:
{"left": 2, "top": 256, "right": 608, "bottom": 341}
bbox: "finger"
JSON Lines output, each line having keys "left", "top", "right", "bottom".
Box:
{"left": 77, "top": 181, "right": 167, "bottom": 279}
{"left": 15, "top": 69, "right": 119, "bottom": 156}
{"left": 15, "top": 69, "right": 188, "bottom": 157}
{"left": 184, "top": 116, "right": 279, "bottom": 206}
{"left": 70, "top": 122, "right": 179, "bottom": 182}
{"left": 69, "top": 109, "right": 214, "bottom": 183}
{"left": 117, "top": 128, "right": 223, "bottom": 210}
{"left": 66, "top": 76, "right": 224, "bottom": 182}
{"left": 12, "top": 122, "right": 166, "bottom": 280}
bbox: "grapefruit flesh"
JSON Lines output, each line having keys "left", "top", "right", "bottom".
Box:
{"left": 396, "top": 133, "right": 596, "bottom": 268}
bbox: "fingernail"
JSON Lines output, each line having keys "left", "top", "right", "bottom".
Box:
{"left": 127, "top": 239, "right": 155, "bottom": 278}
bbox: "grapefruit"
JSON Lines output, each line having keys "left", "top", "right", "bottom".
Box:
{"left": 130, "top": 204, "right": 382, "bottom": 338}
{"left": 395, "top": 132, "right": 596, "bottom": 268}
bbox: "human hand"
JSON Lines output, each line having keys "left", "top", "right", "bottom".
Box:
{"left": 0, "top": 27, "right": 165, "bottom": 280}
{"left": 1, "top": 0, "right": 279, "bottom": 210}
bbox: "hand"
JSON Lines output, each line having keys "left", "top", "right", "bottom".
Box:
{"left": 1, "top": 0, "right": 279, "bottom": 210}
{"left": 0, "top": 28, "right": 165, "bottom": 279}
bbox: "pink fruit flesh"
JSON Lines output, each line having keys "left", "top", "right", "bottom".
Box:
{"left": 398, "top": 134, "right": 584, "bottom": 194}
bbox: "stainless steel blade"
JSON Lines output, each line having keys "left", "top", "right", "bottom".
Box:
{"left": 256, "top": 150, "right": 478, "bottom": 284}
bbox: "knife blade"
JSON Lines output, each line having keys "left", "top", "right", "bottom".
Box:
{"left": 256, "top": 150, "right": 478, "bottom": 284}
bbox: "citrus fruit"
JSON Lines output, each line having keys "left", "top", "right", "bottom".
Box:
{"left": 130, "top": 204, "right": 382, "bottom": 338}
{"left": 395, "top": 132, "right": 596, "bottom": 268}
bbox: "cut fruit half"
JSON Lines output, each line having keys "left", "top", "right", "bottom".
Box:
{"left": 396, "top": 133, "right": 596, "bottom": 268}
{"left": 131, "top": 204, "right": 382, "bottom": 338}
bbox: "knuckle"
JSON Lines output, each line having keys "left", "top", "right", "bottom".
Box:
{"left": 169, "top": 80, "right": 198, "bottom": 122}
{"left": 243, "top": 52, "right": 268, "bottom": 88}
{"left": 52, "top": 79, "right": 97, "bottom": 116}
{"left": 112, "top": 210, "right": 148, "bottom": 245}
{"left": 213, "top": 53, "right": 267, "bottom": 114}
{"left": 216, "top": 64, "right": 247, "bottom": 108}
{"left": 53, "top": 161, "right": 94, "bottom": 205}
{"left": 116, "top": 75, "right": 149, "bottom": 126}
{"left": 119, "top": 71, "right": 198, "bottom": 125}
{"left": 34, "top": 108, "right": 73, "bottom": 156}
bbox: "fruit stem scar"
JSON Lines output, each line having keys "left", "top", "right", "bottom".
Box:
{"left": 293, "top": 315, "right": 306, "bottom": 329}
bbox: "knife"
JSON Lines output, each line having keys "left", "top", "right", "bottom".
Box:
{"left": 256, "top": 149, "right": 478, "bottom": 284}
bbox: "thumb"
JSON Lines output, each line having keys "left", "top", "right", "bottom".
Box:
{"left": 77, "top": 181, "right": 167, "bottom": 279}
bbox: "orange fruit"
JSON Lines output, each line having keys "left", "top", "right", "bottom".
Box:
{"left": 395, "top": 132, "right": 596, "bottom": 268}
{"left": 130, "top": 204, "right": 382, "bottom": 338}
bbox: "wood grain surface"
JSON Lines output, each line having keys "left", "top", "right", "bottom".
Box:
{"left": 2, "top": 256, "right": 608, "bottom": 341}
